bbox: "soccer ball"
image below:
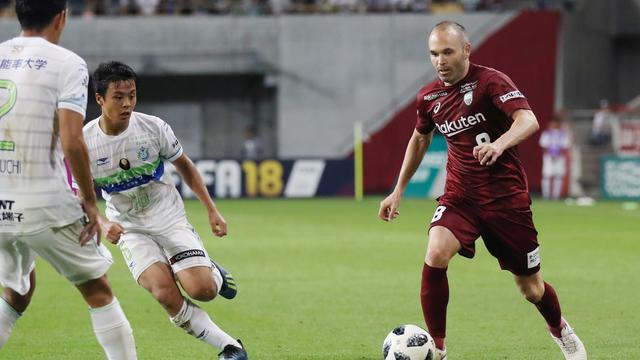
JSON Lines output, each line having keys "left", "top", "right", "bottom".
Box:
{"left": 382, "top": 324, "right": 436, "bottom": 360}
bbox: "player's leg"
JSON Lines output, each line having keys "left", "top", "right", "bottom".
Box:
{"left": 482, "top": 208, "right": 586, "bottom": 360}
{"left": 147, "top": 222, "right": 247, "bottom": 358}
{"left": 423, "top": 203, "right": 479, "bottom": 356}
{"left": 162, "top": 222, "right": 236, "bottom": 300}
{"left": 177, "top": 265, "right": 219, "bottom": 301}
{"left": 76, "top": 275, "right": 137, "bottom": 360}
{"left": 137, "top": 262, "right": 245, "bottom": 356}
{"left": 28, "top": 221, "right": 137, "bottom": 359}
{"left": 423, "top": 226, "right": 460, "bottom": 355}
{"left": 514, "top": 273, "right": 586, "bottom": 360}
{"left": 551, "top": 157, "right": 566, "bottom": 199}
{"left": 514, "top": 272, "right": 557, "bottom": 324}
{"left": 0, "top": 234, "right": 38, "bottom": 348}
{"left": 541, "top": 176, "right": 551, "bottom": 199}
{"left": 137, "top": 261, "right": 184, "bottom": 315}
{"left": 541, "top": 155, "right": 552, "bottom": 199}
{"left": 0, "top": 270, "right": 36, "bottom": 348}
{"left": 122, "top": 230, "right": 241, "bottom": 351}
{"left": 210, "top": 258, "right": 238, "bottom": 300}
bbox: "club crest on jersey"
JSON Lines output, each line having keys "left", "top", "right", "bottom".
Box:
{"left": 464, "top": 91, "right": 473, "bottom": 106}
{"left": 137, "top": 146, "right": 149, "bottom": 161}
{"left": 119, "top": 158, "right": 131, "bottom": 170}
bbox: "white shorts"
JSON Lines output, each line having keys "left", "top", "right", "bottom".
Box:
{"left": 117, "top": 221, "right": 211, "bottom": 281}
{"left": 542, "top": 155, "right": 567, "bottom": 177}
{"left": 0, "top": 220, "right": 113, "bottom": 295}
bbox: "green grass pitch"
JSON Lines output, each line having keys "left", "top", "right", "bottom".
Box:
{"left": 2, "top": 198, "right": 639, "bottom": 359}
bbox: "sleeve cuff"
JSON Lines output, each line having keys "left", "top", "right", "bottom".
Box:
{"left": 166, "top": 146, "right": 184, "bottom": 162}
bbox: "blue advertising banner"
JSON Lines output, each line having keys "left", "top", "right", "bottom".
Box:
{"left": 600, "top": 156, "right": 640, "bottom": 200}
{"left": 166, "top": 159, "right": 354, "bottom": 198}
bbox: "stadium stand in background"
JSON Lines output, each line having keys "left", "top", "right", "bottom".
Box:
{"left": 0, "top": 0, "right": 635, "bottom": 201}
{"left": 0, "top": 0, "right": 577, "bottom": 16}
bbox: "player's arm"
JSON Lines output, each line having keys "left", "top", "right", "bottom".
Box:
{"left": 473, "top": 109, "right": 539, "bottom": 166}
{"left": 378, "top": 129, "right": 434, "bottom": 222}
{"left": 58, "top": 109, "right": 101, "bottom": 245}
{"left": 172, "top": 154, "right": 227, "bottom": 237}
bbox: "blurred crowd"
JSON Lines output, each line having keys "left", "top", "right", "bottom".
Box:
{"left": 0, "top": 0, "right": 575, "bottom": 16}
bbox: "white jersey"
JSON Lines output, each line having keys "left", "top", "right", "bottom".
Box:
{"left": 0, "top": 37, "right": 87, "bottom": 234}
{"left": 83, "top": 112, "right": 185, "bottom": 232}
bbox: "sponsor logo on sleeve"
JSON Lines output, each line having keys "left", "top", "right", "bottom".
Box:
{"left": 499, "top": 90, "right": 524, "bottom": 103}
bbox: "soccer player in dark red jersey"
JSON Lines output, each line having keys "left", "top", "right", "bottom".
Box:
{"left": 378, "top": 21, "right": 587, "bottom": 360}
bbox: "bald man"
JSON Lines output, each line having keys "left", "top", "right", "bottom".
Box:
{"left": 379, "top": 21, "right": 587, "bottom": 360}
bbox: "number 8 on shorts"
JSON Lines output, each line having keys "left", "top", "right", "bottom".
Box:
{"left": 431, "top": 205, "right": 447, "bottom": 223}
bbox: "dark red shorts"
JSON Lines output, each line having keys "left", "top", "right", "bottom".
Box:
{"left": 428, "top": 199, "right": 540, "bottom": 276}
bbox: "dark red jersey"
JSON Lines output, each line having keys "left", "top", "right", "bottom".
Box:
{"left": 416, "top": 63, "right": 532, "bottom": 209}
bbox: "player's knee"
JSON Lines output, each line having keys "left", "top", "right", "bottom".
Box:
{"left": 185, "top": 283, "right": 217, "bottom": 302}
{"left": 77, "top": 276, "right": 114, "bottom": 308}
{"left": 150, "top": 284, "right": 181, "bottom": 307}
{"left": 425, "top": 248, "right": 452, "bottom": 268}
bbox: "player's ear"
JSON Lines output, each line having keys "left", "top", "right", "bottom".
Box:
{"left": 463, "top": 42, "right": 471, "bottom": 59}
{"left": 54, "top": 10, "right": 66, "bottom": 30}
{"left": 95, "top": 93, "right": 104, "bottom": 107}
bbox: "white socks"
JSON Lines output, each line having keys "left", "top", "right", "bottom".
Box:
{"left": 89, "top": 297, "right": 137, "bottom": 360}
{"left": 0, "top": 297, "right": 20, "bottom": 348}
{"left": 170, "top": 298, "right": 239, "bottom": 350}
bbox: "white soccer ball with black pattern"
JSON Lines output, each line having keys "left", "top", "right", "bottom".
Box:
{"left": 382, "top": 324, "right": 436, "bottom": 360}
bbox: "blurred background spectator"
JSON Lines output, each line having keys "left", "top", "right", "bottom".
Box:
{"left": 53, "top": 0, "right": 578, "bottom": 16}
{"left": 242, "top": 124, "right": 263, "bottom": 160}
{"left": 590, "top": 99, "right": 617, "bottom": 147}
{"left": 539, "top": 113, "right": 571, "bottom": 199}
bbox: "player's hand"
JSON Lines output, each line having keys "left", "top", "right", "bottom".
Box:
{"left": 209, "top": 209, "right": 228, "bottom": 237}
{"left": 473, "top": 142, "right": 504, "bottom": 166}
{"left": 102, "top": 221, "right": 124, "bottom": 245}
{"left": 378, "top": 192, "right": 401, "bottom": 222}
{"left": 80, "top": 201, "right": 101, "bottom": 246}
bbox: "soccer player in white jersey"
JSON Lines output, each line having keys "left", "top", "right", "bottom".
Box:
{"left": 0, "top": 2, "right": 137, "bottom": 359}
{"left": 81, "top": 61, "right": 248, "bottom": 360}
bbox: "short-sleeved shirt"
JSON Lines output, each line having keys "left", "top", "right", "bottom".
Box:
{"left": 416, "top": 63, "right": 531, "bottom": 210}
{"left": 0, "top": 37, "right": 88, "bottom": 234}
{"left": 82, "top": 112, "right": 185, "bottom": 232}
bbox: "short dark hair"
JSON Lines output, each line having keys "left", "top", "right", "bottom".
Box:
{"left": 430, "top": 20, "right": 470, "bottom": 46}
{"left": 15, "top": 0, "right": 67, "bottom": 31}
{"left": 92, "top": 61, "right": 138, "bottom": 97}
